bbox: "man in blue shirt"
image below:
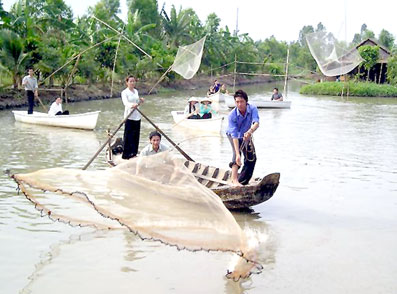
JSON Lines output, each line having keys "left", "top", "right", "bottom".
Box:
{"left": 226, "top": 90, "right": 260, "bottom": 186}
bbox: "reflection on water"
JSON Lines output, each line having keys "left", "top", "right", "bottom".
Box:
{"left": 1, "top": 81, "right": 397, "bottom": 293}
{"left": 20, "top": 210, "right": 274, "bottom": 294}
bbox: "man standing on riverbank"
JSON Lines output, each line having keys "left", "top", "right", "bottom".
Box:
{"left": 22, "top": 68, "right": 38, "bottom": 114}
{"left": 226, "top": 89, "right": 259, "bottom": 186}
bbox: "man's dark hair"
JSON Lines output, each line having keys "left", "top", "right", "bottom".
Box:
{"left": 149, "top": 131, "right": 161, "bottom": 140}
{"left": 234, "top": 89, "right": 248, "bottom": 102}
{"left": 274, "top": 87, "right": 278, "bottom": 91}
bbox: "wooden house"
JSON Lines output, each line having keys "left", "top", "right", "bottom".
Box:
{"left": 349, "top": 38, "right": 391, "bottom": 83}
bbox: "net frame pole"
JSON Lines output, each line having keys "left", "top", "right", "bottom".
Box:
{"left": 283, "top": 48, "right": 290, "bottom": 99}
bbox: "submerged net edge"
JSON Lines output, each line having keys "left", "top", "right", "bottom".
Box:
{"left": 11, "top": 174, "right": 263, "bottom": 281}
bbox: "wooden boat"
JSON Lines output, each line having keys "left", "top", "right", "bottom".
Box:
{"left": 225, "top": 95, "right": 291, "bottom": 109}
{"left": 12, "top": 110, "right": 100, "bottom": 130}
{"left": 106, "top": 140, "right": 280, "bottom": 210}
{"left": 171, "top": 111, "right": 224, "bottom": 134}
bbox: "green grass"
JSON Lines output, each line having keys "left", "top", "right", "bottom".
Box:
{"left": 300, "top": 81, "right": 397, "bottom": 97}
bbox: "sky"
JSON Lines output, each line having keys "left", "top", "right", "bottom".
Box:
{"left": 3, "top": 0, "right": 397, "bottom": 43}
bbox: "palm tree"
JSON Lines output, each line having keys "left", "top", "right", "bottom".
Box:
{"left": 0, "top": 29, "right": 29, "bottom": 88}
{"left": 161, "top": 5, "right": 193, "bottom": 48}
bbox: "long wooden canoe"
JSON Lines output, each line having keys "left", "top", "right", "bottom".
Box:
{"left": 106, "top": 139, "right": 280, "bottom": 210}
{"left": 12, "top": 110, "right": 100, "bottom": 130}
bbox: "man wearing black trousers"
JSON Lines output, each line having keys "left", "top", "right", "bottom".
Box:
{"left": 22, "top": 68, "right": 38, "bottom": 114}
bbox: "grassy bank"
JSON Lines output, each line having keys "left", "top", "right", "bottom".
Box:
{"left": 0, "top": 74, "right": 274, "bottom": 110}
{"left": 300, "top": 81, "right": 397, "bottom": 97}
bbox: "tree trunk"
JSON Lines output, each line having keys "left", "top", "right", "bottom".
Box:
{"left": 366, "top": 68, "right": 370, "bottom": 82}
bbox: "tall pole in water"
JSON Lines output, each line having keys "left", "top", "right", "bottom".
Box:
{"left": 234, "top": 8, "right": 239, "bottom": 36}
{"left": 233, "top": 54, "right": 237, "bottom": 92}
{"left": 283, "top": 48, "right": 290, "bottom": 99}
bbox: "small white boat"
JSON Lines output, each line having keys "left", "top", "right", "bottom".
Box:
{"left": 12, "top": 110, "right": 100, "bottom": 130}
{"left": 208, "top": 92, "right": 233, "bottom": 103}
{"left": 171, "top": 111, "right": 224, "bottom": 134}
{"left": 225, "top": 95, "right": 291, "bottom": 109}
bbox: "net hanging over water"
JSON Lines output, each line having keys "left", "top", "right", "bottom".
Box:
{"left": 12, "top": 151, "right": 262, "bottom": 280}
{"left": 306, "top": 31, "right": 363, "bottom": 76}
{"left": 171, "top": 36, "right": 206, "bottom": 79}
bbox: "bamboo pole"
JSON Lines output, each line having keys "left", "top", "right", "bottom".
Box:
{"left": 148, "top": 65, "right": 173, "bottom": 94}
{"left": 378, "top": 62, "right": 383, "bottom": 84}
{"left": 233, "top": 54, "right": 237, "bottom": 92}
{"left": 110, "top": 27, "right": 124, "bottom": 98}
{"left": 283, "top": 48, "right": 290, "bottom": 99}
{"left": 42, "top": 34, "right": 121, "bottom": 85}
{"left": 92, "top": 16, "right": 152, "bottom": 59}
{"left": 82, "top": 107, "right": 138, "bottom": 170}
{"left": 64, "top": 54, "right": 81, "bottom": 103}
{"left": 137, "top": 109, "right": 194, "bottom": 162}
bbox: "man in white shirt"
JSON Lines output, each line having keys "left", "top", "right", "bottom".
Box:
{"left": 48, "top": 97, "right": 69, "bottom": 116}
{"left": 139, "top": 131, "right": 168, "bottom": 156}
{"left": 21, "top": 68, "right": 38, "bottom": 114}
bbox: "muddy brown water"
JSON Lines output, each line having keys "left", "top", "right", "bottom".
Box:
{"left": 1, "top": 82, "right": 396, "bottom": 293}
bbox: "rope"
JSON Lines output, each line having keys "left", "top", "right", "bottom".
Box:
{"left": 239, "top": 138, "right": 256, "bottom": 162}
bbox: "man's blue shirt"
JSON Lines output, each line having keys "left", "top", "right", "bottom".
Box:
{"left": 226, "top": 103, "right": 259, "bottom": 138}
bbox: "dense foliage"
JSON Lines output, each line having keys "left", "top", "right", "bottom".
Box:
{"left": 300, "top": 81, "right": 397, "bottom": 97}
{"left": 0, "top": 0, "right": 396, "bottom": 90}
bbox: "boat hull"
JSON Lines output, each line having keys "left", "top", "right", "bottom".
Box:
{"left": 106, "top": 143, "right": 280, "bottom": 210}
{"left": 208, "top": 92, "right": 233, "bottom": 103}
{"left": 225, "top": 95, "right": 291, "bottom": 109}
{"left": 171, "top": 111, "right": 224, "bottom": 134}
{"left": 12, "top": 110, "right": 100, "bottom": 130}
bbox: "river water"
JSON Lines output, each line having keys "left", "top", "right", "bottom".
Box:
{"left": 1, "top": 82, "right": 396, "bottom": 293}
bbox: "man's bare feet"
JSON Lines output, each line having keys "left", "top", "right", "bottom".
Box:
{"left": 231, "top": 180, "right": 243, "bottom": 187}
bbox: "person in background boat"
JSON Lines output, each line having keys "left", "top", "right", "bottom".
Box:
{"left": 139, "top": 131, "right": 168, "bottom": 156}
{"left": 121, "top": 75, "right": 144, "bottom": 159}
{"left": 184, "top": 97, "right": 201, "bottom": 119}
{"left": 226, "top": 89, "right": 259, "bottom": 186}
{"left": 48, "top": 97, "right": 69, "bottom": 116}
{"left": 271, "top": 88, "right": 283, "bottom": 101}
{"left": 207, "top": 86, "right": 216, "bottom": 96}
{"left": 220, "top": 84, "right": 229, "bottom": 94}
{"left": 22, "top": 68, "right": 38, "bottom": 114}
{"left": 213, "top": 80, "right": 221, "bottom": 93}
{"left": 199, "top": 98, "right": 217, "bottom": 119}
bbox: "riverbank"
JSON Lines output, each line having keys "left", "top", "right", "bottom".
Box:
{"left": 0, "top": 75, "right": 276, "bottom": 111}
{"left": 300, "top": 81, "right": 397, "bottom": 97}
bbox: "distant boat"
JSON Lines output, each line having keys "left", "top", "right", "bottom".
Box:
{"left": 12, "top": 110, "right": 100, "bottom": 130}
{"left": 106, "top": 143, "right": 280, "bottom": 210}
{"left": 225, "top": 95, "right": 291, "bottom": 109}
{"left": 171, "top": 111, "right": 224, "bottom": 134}
{"left": 208, "top": 91, "right": 233, "bottom": 103}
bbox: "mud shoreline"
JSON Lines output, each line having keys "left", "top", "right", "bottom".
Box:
{"left": 0, "top": 75, "right": 276, "bottom": 111}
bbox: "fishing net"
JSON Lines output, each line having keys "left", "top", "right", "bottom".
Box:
{"left": 306, "top": 31, "right": 363, "bottom": 76}
{"left": 12, "top": 151, "right": 262, "bottom": 280}
{"left": 171, "top": 36, "right": 206, "bottom": 79}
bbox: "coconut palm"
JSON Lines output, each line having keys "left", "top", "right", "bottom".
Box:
{"left": 0, "top": 29, "right": 29, "bottom": 88}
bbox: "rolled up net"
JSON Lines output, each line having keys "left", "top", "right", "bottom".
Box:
{"left": 306, "top": 31, "right": 363, "bottom": 76}
{"left": 12, "top": 151, "right": 262, "bottom": 280}
{"left": 171, "top": 36, "right": 206, "bottom": 79}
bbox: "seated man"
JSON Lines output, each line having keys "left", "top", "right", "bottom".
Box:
{"left": 271, "top": 88, "right": 283, "bottom": 101}
{"left": 139, "top": 131, "right": 168, "bottom": 156}
{"left": 48, "top": 97, "right": 69, "bottom": 115}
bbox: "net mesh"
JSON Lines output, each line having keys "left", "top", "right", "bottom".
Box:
{"left": 306, "top": 31, "right": 363, "bottom": 76}
{"left": 171, "top": 37, "right": 206, "bottom": 79}
{"left": 13, "top": 151, "right": 262, "bottom": 280}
